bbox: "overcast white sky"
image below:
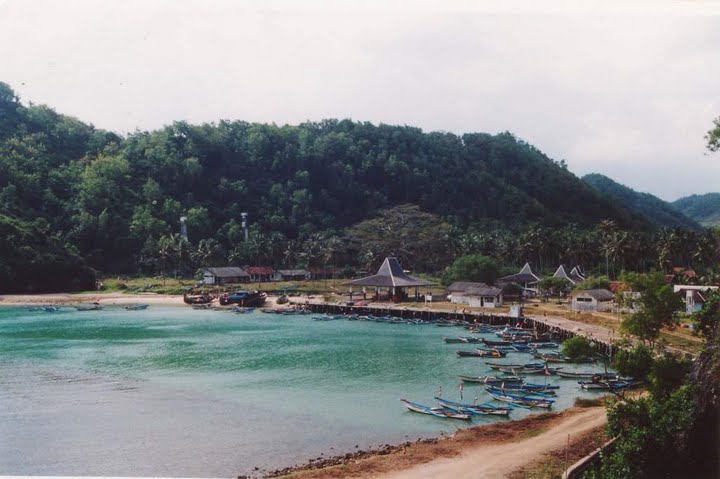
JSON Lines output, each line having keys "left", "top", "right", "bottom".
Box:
{"left": 1, "top": 0, "right": 719, "bottom": 201}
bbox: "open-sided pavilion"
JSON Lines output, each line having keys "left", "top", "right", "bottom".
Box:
{"left": 345, "top": 257, "right": 434, "bottom": 302}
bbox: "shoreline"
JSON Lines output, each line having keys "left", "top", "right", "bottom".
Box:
{"left": 0, "top": 292, "right": 289, "bottom": 309}
{"left": 266, "top": 405, "right": 607, "bottom": 479}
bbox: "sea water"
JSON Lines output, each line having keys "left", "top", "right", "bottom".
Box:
{"left": 0, "top": 306, "right": 603, "bottom": 477}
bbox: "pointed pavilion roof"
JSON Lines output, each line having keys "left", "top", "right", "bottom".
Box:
{"left": 499, "top": 262, "right": 541, "bottom": 285}
{"left": 345, "top": 257, "right": 434, "bottom": 288}
{"left": 553, "top": 265, "right": 584, "bottom": 285}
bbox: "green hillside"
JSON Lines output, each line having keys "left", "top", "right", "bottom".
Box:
{"left": 583, "top": 174, "right": 700, "bottom": 230}
{"left": 672, "top": 193, "right": 720, "bottom": 227}
{"left": 4, "top": 81, "right": 717, "bottom": 292}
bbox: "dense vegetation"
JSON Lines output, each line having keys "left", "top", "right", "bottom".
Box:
{"left": 672, "top": 193, "right": 720, "bottom": 227}
{"left": 583, "top": 173, "right": 700, "bottom": 229}
{"left": 587, "top": 291, "right": 720, "bottom": 479}
{"left": 1, "top": 81, "right": 719, "bottom": 292}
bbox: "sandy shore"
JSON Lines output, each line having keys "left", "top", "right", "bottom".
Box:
{"left": 0, "top": 292, "right": 293, "bottom": 310}
{"left": 0, "top": 292, "right": 185, "bottom": 307}
{"left": 269, "top": 406, "right": 607, "bottom": 479}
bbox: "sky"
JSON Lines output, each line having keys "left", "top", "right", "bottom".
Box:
{"left": 1, "top": 0, "right": 719, "bottom": 201}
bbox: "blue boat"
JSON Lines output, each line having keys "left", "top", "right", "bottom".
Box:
{"left": 400, "top": 399, "right": 471, "bottom": 420}
{"left": 486, "top": 390, "right": 553, "bottom": 408}
{"left": 434, "top": 397, "right": 512, "bottom": 416}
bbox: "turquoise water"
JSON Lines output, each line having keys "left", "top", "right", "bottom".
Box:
{"left": 0, "top": 306, "right": 602, "bottom": 477}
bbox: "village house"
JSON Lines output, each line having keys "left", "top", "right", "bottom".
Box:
{"left": 447, "top": 282, "right": 504, "bottom": 308}
{"left": 243, "top": 266, "right": 275, "bottom": 283}
{"left": 570, "top": 288, "right": 615, "bottom": 312}
{"left": 201, "top": 267, "right": 250, "bottom": 285}
{"left": 273, "top": 269, "right": 311, "bottom": 281}
{"left": 673, "top": 285, "right": 719, "bottom": 314}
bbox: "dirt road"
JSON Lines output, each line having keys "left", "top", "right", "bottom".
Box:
{"left": 373, "top": 407, "right": 606, "bottom": 479}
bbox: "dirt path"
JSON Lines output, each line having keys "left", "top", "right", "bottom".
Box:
{"left": 373, "top": 407, "right": 606, "bottom": 479}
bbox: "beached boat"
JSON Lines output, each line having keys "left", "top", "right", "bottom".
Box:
{"left": 219, "top": 290, "right": 267, "bottom": 307}
{"left": 183, "top": 293, "right": 213, "bottom": 305}
{"left": 192, "top": 304, "right": 213, "bottom": 310}
{"left": 124, "top": 304, "right": 149, "bottom": 311}
{"left": 400, "top": 399, "right": 472, "bottom": 420}
{"left": 276, "top": 294, "right": 289, "bottom": 305}
{"left": 434, "top": 397, "right": 512, "bottom": 416}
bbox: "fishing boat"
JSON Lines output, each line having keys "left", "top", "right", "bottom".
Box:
{"left": 74, "top": 303, "right": 102, "bottom": 311}
{"left": 434, "top": 397, "right": 512, "bottom": 416}
{"left": 192, "top": 304, "right": 213, "bottom": 310}
{"left": 511, "top": 344, "right": 533, "bottom": 352}
{"left": 232, "top": 306, "right": 255, "bottom": 314}
{"left": 400, "top": 399, "right": 472, "bottom": 420}
{"left": 579, "top": 380, "right": 630, "bottom": 391}
{"left": 557, "top": 371, "right": 616, "bottom": 380}
{"left": 458, "top": 375, "right": 523, "bottom": 385}
{"left": 183, "top": 292, "right": 213, "bottom": 305}
{"left": 479, "top": 345, "right": 515, "bottom": 353}
{"left": 219, "top": 290, "right": 267, "bottom": 307}
{"left": 486, "top": 390, "right": 553, "bottom": 408}
{"left": 486, "top": 362, "right": 523, "bottom": 370}
{"left": 528, "top": 342, "right": 560, "bottom": 349}
{"left": 312, "top": 314, "right": 343, "bottom": 321}
{"left": 276, "top": 294, "right": 289, "bottom": 305}
{"left": 482, "top": 339, "right": 513, "bottom": 347}
{"left": 29, "top": 306, "right": 61, "bottom": 312}
{"left": 124, "top": 304, "right": 149, "bottom": 311}
{"left": 495, "top": 383, "right": 559, "bottom": 394}
{"left": 457, "top": 349, "right": 506, "bottom": 358}
{"left": 486, "top": 386, "right": 556, "bottom": 399}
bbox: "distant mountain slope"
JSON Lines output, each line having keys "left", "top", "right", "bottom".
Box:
{"left": 672, "top": 193, "right": 720, "bottom": 227}
{"left": 583, "top": 174, "right": 701, "bottom": 229}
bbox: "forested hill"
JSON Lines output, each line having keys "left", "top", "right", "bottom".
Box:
{"left": 672, "top": 193, "right": 720, "bottom": 227}
{"left": 583, "top": 174, "right": 700, "bottom": 230}
{"left": 0, "top": 81, "right": 647, "bottom": 288}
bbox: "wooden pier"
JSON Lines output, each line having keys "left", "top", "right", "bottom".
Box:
{"left": 303, "top": 302, "right": 617, "bottom": 357}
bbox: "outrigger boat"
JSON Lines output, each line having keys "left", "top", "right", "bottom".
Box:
{"left": 400, "top": 399, "right": 472, "bottom": 420}
{"left": 457, "top": 349, "right": 506, "bottom": 358}
{"left": 486, "top": 386, "right": 556, "bottom": 399}
{"left": 434, "top": 397, "right": 512, "bottom": 416}
{"left": 459, "top": 375, "right": 523, "bottom": 385}
{"left": 312, "top": 314, "right": 343, "bottom": 321}
{"left": 486, "top": 390, "right": 553, "bottom": 408}
{"left": 124, "top": 304, "right": 149, "bottom": 311}
{"left": 557, "top": 371, "right": 616, "bottom": 380}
